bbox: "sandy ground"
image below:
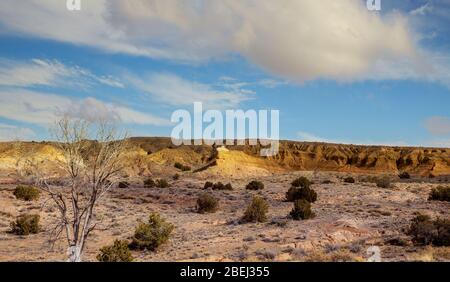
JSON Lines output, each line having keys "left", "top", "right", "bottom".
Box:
{"left": 0, "top": 171, "right": 449, "bottom": 262}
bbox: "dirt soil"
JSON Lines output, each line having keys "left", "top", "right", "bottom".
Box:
{"left": 1, "top": 171, "right": 449, "bottom": 262}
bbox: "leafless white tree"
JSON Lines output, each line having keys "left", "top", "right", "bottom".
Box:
{"left": 20, "top": 116, "right": 128, "bottom": 262}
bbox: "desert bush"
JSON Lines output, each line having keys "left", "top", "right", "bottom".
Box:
{"left": 408, "top": 214, "right": 450, "bottom": 246}
{"left": 155, "top": 179, "right": 169, "bottom": 188}
{"left": 212, "top": 182, "right": 233, "bottom": 191}
{"left": 118, "top": 181, "right": 130, "bottom": 188}
{"left": 13, "top": 185, "right": 40, "bottom": 201}
{"left": 429, "top": 186, "right": 450, "bottom": 202}
{"left": 174, "top": 162, "right": 191, "bottom": 171}
{"left": 291, "top": 177, "right": 312, "bottom": 188}
{"left": 286, "top": 186, "right": 317, "bottom": 203}
{"left": 241, "top": 196, "right": 269, "bottom": 223}
{"left": 129, "top": 213, "right": 175, "bottom": 251}
{"left": 204, "top": 181, "right": 214, "bottom": 189}
{"left": 97, "top": 240, "right": 133, "bottom": 262}
{"left": 143, "top": 178, "right": 155, "bottom": 188}
{"left": 10, "top": 214, "right": 40, "bottom": 235}
{"left": 399, "top": 172, "right": 411, "bottom": 179}
{"left": 290, "top": 199, "right": 315, "bottom": 220}
{"left": 172, "top": 173, "right": 180, "bottom": 180}
{"left": 343, "top": 176, "right": 355, "bottom": 184}
{"left": 376, "top": 177, "right": 392, "bottom": 188}
{"left": 196, "top": 193, "right": 219, "bottom": 214}
{"left": 246, "top": 180, "right": 264, "bottom": 191}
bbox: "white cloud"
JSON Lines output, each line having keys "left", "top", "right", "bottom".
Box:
{"left": 0, "top": 0, "right": 424, "bottom": 83}
{"left": 0, "top": 89, "right": 169, "bottom": 126}
{"left": 0, "top": 58, "right": 124, "bottom": 88}
{"left": 424, "top": 116, "right": 450, "bottom": 136}
{"left": 296, "top": 131, "right": 409, "bottom": 146}
{"left": 0, "top": 123, "right": 35, "bottom": 141}
{"left": 129, "top": 73, "right": 252, "bottom": 109}
{"left": 410, "top": 2, "right": 433, "bottom": 16}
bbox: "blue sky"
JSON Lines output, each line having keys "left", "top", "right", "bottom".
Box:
{"left": 0, "top": 0, "right": 449, "bottom": 147}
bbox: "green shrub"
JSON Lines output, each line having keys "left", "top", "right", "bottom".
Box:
{"left": 376, "top": 177, "right": 392, "bottom": 188}
{"left": 174, "top": 162, "right": 191, "bottom": 171}
{"left": 196, "top": 193, "right": 219, "bottom": 214}
{"left": 10, "top": 214, "right": 40, "bottom": 235}
{"left": 212, "top": 182, "right": 233, "bottom": 191}
{"left": 246, "top": 180, "right": 264, "bottom": 191}
{"left": 143, "top": 178, "right": 155, "bottom": 188}
{"left": 290, "top": 199, "right": 315, "bottom": 220}
{"left": 172, "top": 173, "right": 180, "bottom": 180}
{"left": 291, "top": 177, "right": 312, "bottom": 188}
{"left": 429, "top": 186, "right": 450, "bottom": 202}
{"left": 97, "top": 240, "right": 133, "bottom": 262}
{"left": 155, "top": 179, "right": 169, "bottom": 188}
{"left": 129, "top": 213, "right": 175, "bottom": 251}
{"left": 408, "top": 214, "right": 450, "bottom": 246}
{"left": 286, "top": 186, "right": 317, "bottom": 203}
{"left": 343, "top": 177, "right": 355, "bottom": 184}
{"left": 118, "top": 181, "right": 130, "bottom": 188}
{"left": 399, "top": 172, "right": 411, "bottom": 179}
{"left": 204, "top": 181, "right": 213, "bottom": 189}
{"left": 13, "top": 185, "right": 40, "bottom": 201}
{"left": 242, "top": 196, "right": 269, "bottom": 223}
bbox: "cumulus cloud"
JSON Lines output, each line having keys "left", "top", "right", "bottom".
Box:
{"left": 129, "top": 73, "right": 252, "bottom": 109}
{"left": 0, "top": 58, "right": 124, "bottom": 88}
{"left": 0, "top": 123, "right": 35, "bottom": 141}
{"left": 424, "top": 116, "right": 450, "bottom": 136}
{"left": 0, "top": 89, "right": 169, "bottom": 126}
{"left": 0, "top": 0, "right": 425, "bottom": 83}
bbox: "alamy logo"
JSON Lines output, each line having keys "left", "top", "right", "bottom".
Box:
{"left": 66, "top": 0, "right": 81, "bottom": 11}
{"left": 367, "top": 0, "right": 381, "bottom": 11}
{"left": 171, "top": 102, "right": 280, "bottom": 157}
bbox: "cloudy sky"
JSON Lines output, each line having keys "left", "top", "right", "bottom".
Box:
{"left": 0, "top": 0, "right": 449, "bottom": 147}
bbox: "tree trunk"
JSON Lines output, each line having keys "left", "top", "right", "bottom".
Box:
{"left": 67, "top": 244, "right": 82, "bottom": 262}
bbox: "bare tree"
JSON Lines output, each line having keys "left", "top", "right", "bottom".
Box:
{"left": 23, "top": 116, "right": 127, "bottom": 262}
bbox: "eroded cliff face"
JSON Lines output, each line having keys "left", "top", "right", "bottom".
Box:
{"left": 0, "top": 138, "right": 449, "bottom": 177}
{"left": 259, "top": 142, "right": 450, "bottom": 176}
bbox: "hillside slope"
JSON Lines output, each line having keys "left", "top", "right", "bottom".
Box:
{"left": 0, "top": 138, "right": 449, "bottom": 177}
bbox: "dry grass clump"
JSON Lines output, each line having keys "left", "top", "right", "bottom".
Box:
{"left": 97, "top": 240, "right": 133, "bottom": 262}
{"left": 196, "top": 193, "right": 219, "bottom": 214}
{"left": 10, "top": 214, "right": 40, "bottom": 235}
{"left": 13, "top": 185, "right": 40, "bottom": 201}
{"left": 241, "top": 196, "right": 269, "bottom": 223}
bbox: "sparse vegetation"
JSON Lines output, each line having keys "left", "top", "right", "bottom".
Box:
{"left": 212, "top": 182, "right": 233, "bottom": 191}
{"left": 429, "top": 186, "right": 450, "bottom": 202}
{"left": 376, "top": 177, "right": 392, "bottom": 188}
{"left": 204, "top": 181, "right": 214, "bottom": 189}
{"left": 291, "top": 176, "right": 312, "bottom": 188}
{"left": 408, "top": 214, "right": 450, "bottom": 246}
{"left": 286, "top": 186, "right": 317, "bottom": 203}
{"left": 241, "top": 196, "right": 269, "bottom": 223}
{"left": 13, "top": 185, "right": 40, "bottom": 201}
{"left": 97, "top": 240, "right": 133, "bottom": 262}
{"left": 172, "top": 173, "right": 180, "bottom": 180}
{"left": 343, "top": 176, "right": 355, "bottom": 184}
{"left": 174, "top": 162, "right": 191, "bottom": 171}
{"left": 143, "top": 178, "right": 155, "bottom": 188}
{"left": 10, "top": 214, "right": 40, "bottom": 235}
{"left": 290, "top": 199, "right": 315, "bottom": 220}
{"left": 118, "top": 181, "right": 130, "bottom": 188}
{"left": 246, "top": 180, "right": 264, "bottom": 191}
{"left": 155, "top": 179, "right": 169, "bottom": 188}
{"left": 399, "top": 172, "right": 411, "bottom": 179}
{"left": 129, "top": 213, "right": 175, "bottom": 251}
{"left": 196, "top": 193, "right": 219, "bottom": 214}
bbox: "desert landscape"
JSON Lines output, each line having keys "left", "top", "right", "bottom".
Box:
{"left": 0, "top": 138, "right": 449, "bottom": 262}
